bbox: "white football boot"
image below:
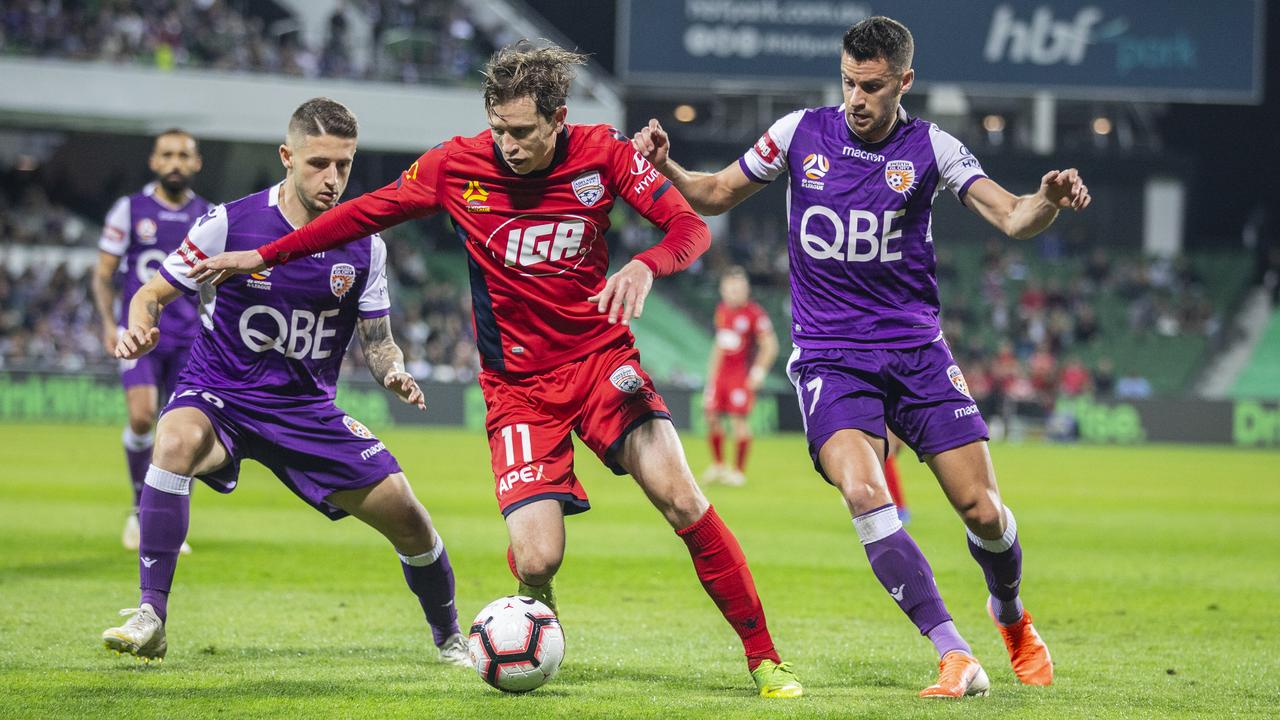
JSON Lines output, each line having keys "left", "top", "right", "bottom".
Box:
{"left": 102, "top": 604, "right": 167, "bottom": 661}
{"left": 437, "top": 632, "right": 471, "bottom": 666}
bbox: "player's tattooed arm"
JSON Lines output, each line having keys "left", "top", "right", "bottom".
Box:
{"left": 357, "top": 316, "right": 425, "bottom": 410}
{"left": 117, "top": 274, "right": 181, "bottom": 360}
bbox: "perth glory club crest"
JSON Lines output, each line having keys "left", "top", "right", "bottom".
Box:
{"left": 330, "top": 263, "right": 357, "bottom": 298}
{"left": 885, "top": 160, "right": 916, "bottom": 194}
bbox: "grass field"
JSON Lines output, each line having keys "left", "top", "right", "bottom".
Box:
{"left": 2, "top": 423, "right": 1278, "bottom": 719}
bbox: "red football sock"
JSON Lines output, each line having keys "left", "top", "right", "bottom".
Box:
{"left": 884, "top": 455, "right": 907, "bottom": 510}
{"left": 506, "top": 545, "right": 521, "bottom": 581}
{"left": 709, "top": 430, "right": 724, "bottom": 464}
{"left": 735, "top": 437, "right": 751, "bottom": 471}
{"left": 676, "top": 505, "right": 780, "bottom": 670}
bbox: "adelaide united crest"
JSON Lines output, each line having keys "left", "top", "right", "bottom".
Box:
{"left": 571, "top": 171, "right": 605, "bottom": 207}
{"left": 330, "top": 263, "right": 357, "bottom": 298}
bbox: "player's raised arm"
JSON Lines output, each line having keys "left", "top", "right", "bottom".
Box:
{"left": 962, "top": 170, "right": 1091, "bottom": 240}
{"left": 632, "top": 118, "right": 763, "bottom": 216}
{"left": 590, "top": 140, "right": 712, "bottom": 325}
{"left": 116, "top": 273, "right": 181, "bottom": 360}
{"left": 189, "top": 144, "right": 449, "bottom": 284}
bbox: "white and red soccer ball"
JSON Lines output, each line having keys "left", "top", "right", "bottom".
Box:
{"left": 468, "top": 596, "right": 564, "bottom": 692}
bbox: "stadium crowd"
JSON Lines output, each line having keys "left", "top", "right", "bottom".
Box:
{"left": 0, "top": 0, "right": 495, "bottom": 84}
{"left": 0, "top": 187, "right": 481, "bottom": 381}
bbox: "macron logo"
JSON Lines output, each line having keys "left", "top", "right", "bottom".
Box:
{"left": 141, "top": 557, "right": 158, "bottom": 568}
{"left": 890, "top": 584, "right": 905, "bottom": 602}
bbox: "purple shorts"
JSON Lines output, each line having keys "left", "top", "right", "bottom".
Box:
{"left": 785, "top": 338, "right": 988, "bottom": 475}
{"left": 163, "top": 385, "right": 402, "bottom": 520}
{"left": 120, "top": 339, "right": 191, "bottom": 402}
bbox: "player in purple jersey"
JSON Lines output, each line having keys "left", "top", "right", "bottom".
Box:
{"left": 99, "top": 98, "right": 468, "bottom": 667}
{"left": 633, "top": 16, "right": 1090, "bottom": 698}
{"left": 91, "top": 129, "right": 209, "bottom": 554}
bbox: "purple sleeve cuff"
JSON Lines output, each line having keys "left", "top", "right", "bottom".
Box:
{"left": 158, "top": 265, "right": 196, "bottom": 295}
{"left": 737, "top": 156, "right": 770, "bottom": 184}
{"left": 358, "top": 307, "right": 391, "bottom": 320}
{"left": 957, "top": 174, "right": 987, "bottom": 202}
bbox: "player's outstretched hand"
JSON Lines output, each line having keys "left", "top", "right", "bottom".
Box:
{"left": 385, "top": 371, "right": 426, "bottom": 411}
{"left": 632, "top": 119, "right": 671, "bottom": 172}
{"left": 590, "top": 259, "right": 654, "bottom": 326}
{"left": 187, "top": 250, "right": 268, "bottom": 286}
{"left": 1040, "top": 168, "right": 1091, "bottom": 211}
{"left": 116, "top": 326, "right": 160, "bottom": 360}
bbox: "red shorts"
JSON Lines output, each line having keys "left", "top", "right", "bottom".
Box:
{"left": 707, "top": 373, "right": 755, "bottom": 416}
{"left": 479, "top": 342, "right": 670, "bottom": 518}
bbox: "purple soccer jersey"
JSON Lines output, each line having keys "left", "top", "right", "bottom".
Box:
{"left": 741, "top": 106, "right": 990, "bottom": 460}
{"left": 155, "top": 183, "right": 399, "bottom": 518}
{"left": 158, "top": 184, "right": 390, "bottom": 405}
{"left": 100, "top": 183, "right": 210, "bottom": 347}
{"left": 739, "top": 105, "right": 986, "bottom": 349}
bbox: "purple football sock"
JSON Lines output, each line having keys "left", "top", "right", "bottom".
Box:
{"left": 137, "top": 467, "right": 192, "bottom": 622}
{"left": 856, "top": 504, "right": 971, "bottom": 658}
{"left": 123, "top": 427, "right": 154, "bottom": 508}
{"left": 400, "top": 532, "right": 460, "bottom": 646}
{"left": 967, "top": 505, "right": 1025, "bottom": 625}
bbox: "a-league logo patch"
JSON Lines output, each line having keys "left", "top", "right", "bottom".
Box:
{"left": 330, "top": 263, "right": 357, "bottom": 298}
{"left": 343, "top": 415, "right": 375, "bottom": 439}
{"left": 135, "top": 218, "right": 158, "bottom": 244}
{"left": 946, "top": 365, "right": 972, "bottom": 399}
{"left": 610, "top": 365, "right": 643, "bottom": 394}
{"left": 885, "top": 160, "right": 916, "bottom": 194}
{"left": 571, "top": 171, "right": 605, "bottom": 207}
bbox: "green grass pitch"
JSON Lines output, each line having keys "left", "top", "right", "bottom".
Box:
{"left": 2, "top": 423, "right": 1277, "bottom": 718}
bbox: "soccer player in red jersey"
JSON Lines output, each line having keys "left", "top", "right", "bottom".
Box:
{"left": 187, "top": 43, "right": 802, "bottom": 698}
{"left": 702, "top": 267, "right": 777, "bottom": 487}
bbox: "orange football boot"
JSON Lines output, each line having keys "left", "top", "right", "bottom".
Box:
{"left": 989, "top": 599, "right": 1053, "bottom": 685}
{"left": 919, "top": 651, "right": 990, "bottom": 698}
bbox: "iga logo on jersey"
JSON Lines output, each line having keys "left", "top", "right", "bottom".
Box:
{"left": 486, "top": 213, "right": 599, "bottom": 277}
{"left": 610, "top": 365, "right": 643, "bottom": 394}
{"left": 947, "top": 364, "right": 971, "bottom": 398}
{"left": 885, "top": 160, "right": 916, "bottom": 194}
{"left": 330, "top": 263, "right": 357, "bottom": 298}
{"left": 343, "top": 415, "right": 375, "bottom": 439}
{"left": 571, "top": 171, "right": 605, "bottom": 207}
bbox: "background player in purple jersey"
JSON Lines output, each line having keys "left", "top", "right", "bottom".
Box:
{"left": 99, "top": 98, "right": 468, "bottom": 667}
{"left": 633, "top": 16, "right": 1090, "bottom": 699}
{"left": 91, "top": 129, "right": 208, "bottom": 554}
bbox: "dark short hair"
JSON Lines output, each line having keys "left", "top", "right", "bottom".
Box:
{"left": 842, "top": 16, "right": 914, "bottom": 73}
{"left": 288, "top": 97, "right": 358, "bottom": 140}
{"left": 154, "top": 128, "right": 197, "bottom": 152}
{"left": 482, "top": 41, "right": 588, "bottom": 119}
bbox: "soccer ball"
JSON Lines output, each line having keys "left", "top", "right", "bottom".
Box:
{"left": 467, "top": 595, "right": 564, "bottom": 692}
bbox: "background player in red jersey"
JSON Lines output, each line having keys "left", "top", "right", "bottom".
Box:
{"left": 187, "top": 42, "right": 802, "bottom": 699}
{"left": 702, "top": 267, "right": 777, "bottom": 487}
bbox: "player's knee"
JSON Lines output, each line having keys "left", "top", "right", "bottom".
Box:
{"left": 833, "top": 474, "right": 885, "bottom": 514}
{"left": 515, "top": 548, "right": 561, "bottom": 585}
{"left": 151, "top": 425, "right": 209, "bottom": 474}
{"left": 960, "top": 500, "right": 1004, "bottom": 537}
{"left": 127, "top": 415, "right": 155, "bottom": 436}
